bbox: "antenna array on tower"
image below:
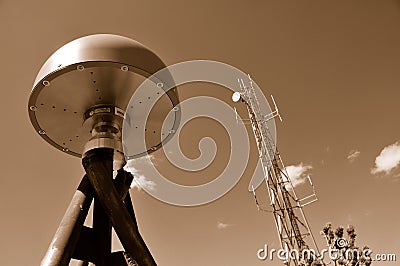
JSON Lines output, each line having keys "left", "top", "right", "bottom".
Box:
{"left": 236, "top": 75, "right": 322, "bottom": 266}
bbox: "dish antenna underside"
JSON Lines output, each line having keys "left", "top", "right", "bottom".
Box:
{"left": 28, "top": 34, "right": 172, "bottom": 266}
{"left": 28, "top": 34, "right": 179, "bottom": 164}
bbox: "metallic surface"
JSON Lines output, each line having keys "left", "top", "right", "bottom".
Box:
{"left": 28, "top": 34, "right": 179, "bottom": 158}
{"left": 41, "top": 176, "right": 93, "bottom": 266}
{"left": 92, "top": 188, "right": 112, "bottom": 266}
{"left": 82, "top": 106, "right": 126, "bottom": 169}
{"left": 43, "top": 168, "right": 138, "bottom": 265}
{"left": 71, "top": 172, "right": 133, "bottom": 264}
{"left": 82, "top": 148, "right": 157, "bottom": 266}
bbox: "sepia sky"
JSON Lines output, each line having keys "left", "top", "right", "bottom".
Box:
{"left": 0, "top": 1, "right": 399, "bottom": 265}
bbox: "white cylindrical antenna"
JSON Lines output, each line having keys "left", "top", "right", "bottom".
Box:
{"left": 264, "top": 166, "right": 269, "bottom": 182}
{"left": 307, "top": 175, "right": 313, "bottom": 187}
{"left": 271, "top": 189, "right": 275, "bottom": 205}
{"left": 233, "top": 107, "right": 238, "bottom": 124}
{"left": 277, "top": 215, "right": 282, "bottom": 234}
{"left": 271, "top": 95, "right": 283, "bottom": 122}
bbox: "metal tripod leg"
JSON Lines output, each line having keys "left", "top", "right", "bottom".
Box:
{"left": 93, "top": 194, "right": 112, "bottom": 266}
{"left": 92, "top": 168, "right": 134, "bottom": 265}
{"left": 124, "top": 193, "right": 152, "bottom": 255}
{"left": 69, "top": 169, "right": 134, "bottom": 265}
{"left": 41, "top": 176, "right": 93, "bottom": 266}
{"left": 82, "top": 148, "right": 157, "bottom": 266}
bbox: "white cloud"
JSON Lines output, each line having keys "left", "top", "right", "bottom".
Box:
{"left": 126, "top": 154, "right": 157, "bottom": 166}
{"left": 284, "top": 163, "right": 313, "bottom": 188}
{"left": 347, "top": 149, "right": 361, "bottom": 163}
{"left": 130, "top": 174, "right": 156, "bottom": 191}
{"left": 124, "top": 155, "right": 157, "bottom": 191}
{"left": 217, "top": 222, "right": 234, "bottom": 230}
{"left": 371, "top": 142, "right": 400, "bottom": 175}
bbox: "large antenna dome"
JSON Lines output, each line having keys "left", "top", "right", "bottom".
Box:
{"left": 28, "top": 34, "right": 179, "bottom": 166}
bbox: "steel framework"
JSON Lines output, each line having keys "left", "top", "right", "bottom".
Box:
{"left": 41, "top": 148, "right": 156, "bottom": 266}
{"left": 237, "top": 76, "right": 321, "bottom": 266}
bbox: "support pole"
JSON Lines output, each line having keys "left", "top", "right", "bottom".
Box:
{"left": 71, "top": 169, "right": 134, "bottom": 264}
{"left": 41, "top": 176, "right": 93, "bottom": 266}
{"left": 92, "top": 168, "right": 134, "bottom": 265}
{"left": 82, "top": 148, "right": 157, "bottom": 266}
{"left": 93, "top": 196, "right": 112, "bottom": 266}
{"left": 124, "top": 193, "right": 150, "bottom": 253}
